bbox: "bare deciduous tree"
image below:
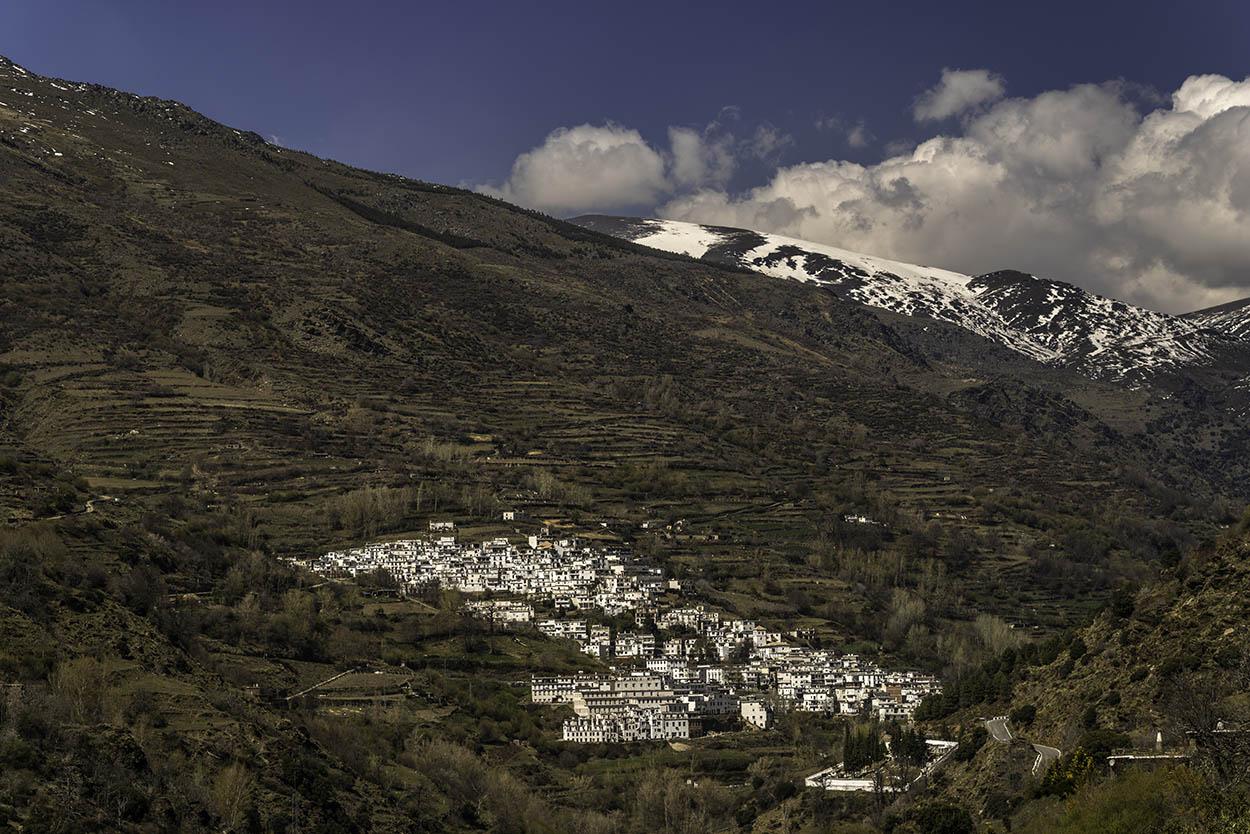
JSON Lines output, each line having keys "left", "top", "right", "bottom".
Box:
{"left": 210, "top": 762, "right": 254, "bottom": 831}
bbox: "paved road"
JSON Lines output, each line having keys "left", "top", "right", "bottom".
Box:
{"left": 985, "top": 717, "right": 1062, "bottom": 774}
{"left": 1031, "top": 743, "right": 1062, "bottom": 774}
{"left": 985, "top": 716, "right": 1013, "bottom": 742}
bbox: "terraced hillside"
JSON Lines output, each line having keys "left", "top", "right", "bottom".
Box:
{"left": 0, "top": 55, "right": 1248, "bottom": 832}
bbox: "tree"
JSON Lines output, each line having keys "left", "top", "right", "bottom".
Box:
{"left": 1009, "top": 703, "right": 1037, "bottom": 726}
{"left": 210, "top": 762, "right": 255, "bottom": 831}
{"left": 1039, "top": 748, "right": 1095, "bottom": 798}
{"left": 951, "top": 726, "right": 987, "bottom": 762}
{"left": 51, "top": 656, "right": 107, "bottom": 723}
{"left": 843, "top": 723, "right": 886, "bottom": 771}
{"left": 906, "top": 802, "right": 975, "bottom": 834}
{"left": 893, "top": 727, "right": 929, "bottom": 767}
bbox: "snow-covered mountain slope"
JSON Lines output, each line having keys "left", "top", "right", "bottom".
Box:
{"left": 1185, "top": 296, "right": 1250, "bottom": 340}
{"left": 574, "top": 215, "right": 1242, "bottom": 382}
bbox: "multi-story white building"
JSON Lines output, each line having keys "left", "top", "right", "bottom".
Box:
{"left": 741, "top": 700, "right": 774, "bottom": 729}
{"left": 462, "top": 599, "right": 533, "bottom": 624}
{"left": 530, "top": 674, "right": 611, "bottom": 704}
{"left": 561, "top": 710, "right": 699, "bottom": 743}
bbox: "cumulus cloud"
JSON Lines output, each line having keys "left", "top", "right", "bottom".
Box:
{"left": 659, "top": 74, "right": 1250, "bottom": 312}
{"left": 668, "top": 125, "right": 736, "bottom": 189}
{"left": 479, "top": 114, "right": 756, "bottom": 214}
{"left": 476, "top": 124, "right": 669, "bottom": 214}
{"left": 846, "top": 121, "right": 873, "bottom": 149}
{"left": 747, "top": 123, "right": 793, "bottom": 160}
{"left": 913, "top": 68, "right": 1006, "bottom": 121}
{"left": 482, "top": 71, "right": 1250, "bottom": 310}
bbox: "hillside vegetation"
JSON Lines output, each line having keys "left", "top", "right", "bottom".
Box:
{"left": 1, "top": 55, "right": 1248, "bottom": 832}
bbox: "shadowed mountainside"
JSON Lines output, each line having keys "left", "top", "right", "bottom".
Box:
{"left": 1, "top": 55, "right": 1249, "bottom": 832}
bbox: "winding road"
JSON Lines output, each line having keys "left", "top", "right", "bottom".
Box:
{"left": 1031, "top": 743, "right": 1061, "bottom": 774}
{"left": 983, "top": 716, "right": 1062, "bottom": 775}
{"left": 986, "top": 715, "right": 1013, "bottom": 742}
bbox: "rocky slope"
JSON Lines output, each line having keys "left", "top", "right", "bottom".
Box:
{"left": 1187, "top": 296, "right": 1250, "bottom": 339}
{"left": 573, "top": 216, "right": 1250, "bottom": 384}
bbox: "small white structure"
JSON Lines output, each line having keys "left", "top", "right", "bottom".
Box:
{"left": 429, "top": 520, "right": 455, "bottom": 532}
{"left": 741, "top": 700, "right": 774, "bottom": 729}
{"left": 503, "top": 511, "right": 516, "bottom": 522}
{"left": 804, "top": 768, "right": 898, "bottom": 793}
{"left": 462, "top": 599, "right": 533, "bottom": 625}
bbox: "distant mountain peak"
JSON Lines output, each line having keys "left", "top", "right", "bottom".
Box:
{"left": 572, "top": 215, "right": 1247, "bottom": 383}
{"left": 1186, "top": 296, "right": 1250, "bottom": 340}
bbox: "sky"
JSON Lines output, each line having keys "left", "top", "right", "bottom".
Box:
{"left": 4, "top": 0, "right": 1250, "bottom": 311}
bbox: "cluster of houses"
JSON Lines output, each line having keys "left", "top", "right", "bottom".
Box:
{"left": 530, "top": 672, "right": 770, "bottom": 743}
{"left": 531, "top": 605, "right": 940, "bottom": 729}
{"left": 307, "top": 526, "right": 669, "bottom": 615}
{"left": 308, "top": 527, "right": 940, "bottom": 744}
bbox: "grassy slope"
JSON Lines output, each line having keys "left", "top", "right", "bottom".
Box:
{"left": 0, "top": 55, "right": 1248, "bottom": 832}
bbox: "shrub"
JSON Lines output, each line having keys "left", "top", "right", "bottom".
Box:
{"left": 952, "top": 726, "right": 988, "bottom": 762}
{"left": 906, "top": 801, "right": 975, "bottom": 834}
{"left": 1010, "top": 704, "right": 1037, "bottom": 726}
{"left": 1039, "top": 748, "right": 1095, "bottom": 798}
{"left": 51, "top": 656, "right": 108, "bottom": 723}
{"left": 1077, "top": 729, "right": 1130, "bottom": 758}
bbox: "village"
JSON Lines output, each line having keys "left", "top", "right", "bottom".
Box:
{"left": 308, "top": 522, "right": 669, "bottom": 615}
{"left": 308, "top": 522, "right": 943, "bottom": 754}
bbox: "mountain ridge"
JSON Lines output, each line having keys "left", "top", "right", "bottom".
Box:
{"left": 1186, "top": 295, "right": 1250, "bottom": 339}
{"left": 572, "top": 215, "right": 1250, "bottom": 384}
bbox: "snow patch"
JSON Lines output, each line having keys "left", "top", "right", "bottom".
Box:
{"left": 632, "top": 219, "right": 727, "bottom": 259}
{"left": 601, "top": 217, "right": 1231, "bottom": 381}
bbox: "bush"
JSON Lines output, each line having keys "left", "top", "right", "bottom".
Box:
{"left": 906, "top": 801, "right": 975, "bottom": 834}
{"left": 952, "top": 726, "right": 988, "bottom": 762}
{"left": 1077, "top": 729, "right": 1130, "bottom": 758}
{"left": 51, "top": 656, "right": 108, "bottom": 723}
{"left": 1010, "top": 704, "right": 1037, "bottom": 726}
{"left": 1039, "top": 749, "right": 1095, "bottom": 798}
{"left": 1023, "top": 767, "right": 1176, "bottom": 833}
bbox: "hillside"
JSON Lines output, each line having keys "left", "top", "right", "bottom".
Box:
{"left": 891, "top": 517, "right": 1250, "bottom": 833}
{"left": 4, "top": 52, "right": 1245, "bottom": 622}
{"left": 1, "top": 54, "right": 1248, "bottom": 833}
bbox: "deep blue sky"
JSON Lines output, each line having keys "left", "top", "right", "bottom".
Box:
{"left": 4, "top": 0, "right": 1249, "bottom": 189}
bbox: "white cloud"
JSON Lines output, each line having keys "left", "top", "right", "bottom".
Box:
{"left": 660, "top": 74, "right": 1250, "bottom": 312}
{"left": 913, "top": 68, "right": 1007, "bottom": 121}
{"left": 477, "top": 124, "right": 669, "bottom": 214}
{"left": 668, "top": 125, "right": 735, "bottom": 189}
{"left": 846, "top": 121, "right": 873, "bottom": 149}
{"left": 478, "top": 114, "right": 749, "bottom": 214}
{"left": 815, "top": 116, "right": 872, "bottom": 148}
{"left": 481, "top": 71, "right": 1250, "bottom": 311}
{"left": 747, "top": 123, "right": 793, "bottom": 160}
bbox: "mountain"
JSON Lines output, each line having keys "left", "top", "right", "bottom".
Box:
{"left": 2, "top": 54, "right": 1250, "bottom": 833}
{"left": 572, "top": 216, "right": 1250, "bottom": 384}
{"left": 1186, "top": 295, "right": 1250, "bottom": 339}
